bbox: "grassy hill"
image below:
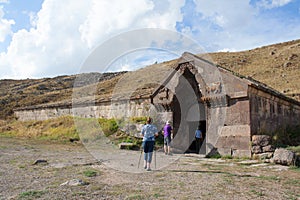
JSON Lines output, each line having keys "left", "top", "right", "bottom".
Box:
{"left": 0, "top": 39, "right": 299, "bottom": 120}
{"left": 209, "top": 39, "right": 300, "bottom": 100}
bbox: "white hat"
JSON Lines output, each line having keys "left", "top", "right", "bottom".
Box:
{"left": 166, "top": 121, "right": 170, "bottom": 125}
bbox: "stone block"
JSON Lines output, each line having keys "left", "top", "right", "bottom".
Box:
{"left": 262, "top": 145, "right": 274, "bottom": 152}
{"left": 253, "top": 152, "right": 273, "bottom": 160}
{"left": 216, "top": 135, "right": 250, "bottom": 152}
{"left": 252, "top": 135, "right": 271, "bottom": 147}
{"left": 252, "top": 146, "right": 262, "bottom": 154}
{"left": 272, "top": 148, "right": 296, "bottom": 166}
{"left": 232, "top": 150, "right": 251, "bottom": 158}
{"left": 220, "top": 125, "right": 250, "bottom": 137}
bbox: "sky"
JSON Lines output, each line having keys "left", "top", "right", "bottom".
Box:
{"left": 0, "top": 0, "right": 300, "bottom": 79}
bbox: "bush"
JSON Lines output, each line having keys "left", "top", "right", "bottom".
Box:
{"left": 98, "top": 118, "right": 118, "bottom": 137}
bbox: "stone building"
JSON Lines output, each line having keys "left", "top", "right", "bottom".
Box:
{"left": 14, "top": 52, "right": 300, "bottom": 157}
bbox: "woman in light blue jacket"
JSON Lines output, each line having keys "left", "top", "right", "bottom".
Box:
{"left": 141, "top": 117, "right": 158, "bottom": 171}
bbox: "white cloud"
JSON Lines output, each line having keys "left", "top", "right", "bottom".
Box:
{"left": 177, "top": 0, "right": 300, "bottom": 53}
{"left": 0, "top": 0, "right": 9, "bottom": 3}
{"left": 80, "top": 0, "right": 185, "bottom": 49}
{"left": 194, "top": 0, "right": 257, "bottom": 30}
{"left": 256, "top": 0, "right": 293, "bottom": 9}
{"left": 0, "top": 0, "right": 92, "bottom": 78}
{"left": 0, "top": 6, "right": 14, "bottom": 42}
{"left": 0, "top": 0, "right": 185, "bottom": 79}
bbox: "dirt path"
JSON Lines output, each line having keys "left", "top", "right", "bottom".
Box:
{"left": 0, "top": 137, "right": 299, "bottom": 200}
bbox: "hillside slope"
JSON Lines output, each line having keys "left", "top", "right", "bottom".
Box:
{"left": 209, "top": 39, "right": 300, "bottom": 100}
{"left": 0, "top": 39, "right": 299, "bottom": 119}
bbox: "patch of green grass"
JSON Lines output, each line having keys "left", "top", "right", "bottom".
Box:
{"left": 250, "top": 189, "right": 264, "bottom": 197}
{"left": 18, "top": 165, "right": 26, "bottom": 169}
{"left": 83, "top": 169, "right": 98, "bottom": 177}
{"left": 19, "top": 190, "right": 46, "bottom": 199}
{"left": 289, "top": 166, "right": 300, "bottom": 172}
{"left": 72, "top": 192, "right": 87, "bottom": 196}
{"left": 221, "top": 155, "right": 233, "bottom": 159}
{"left": 205, "top": 154, "right": 221, "bottom": 159}
{"left": 286, "top": 145, "right": 300, "bottom": 153}
{"left": 0, "top": 145, "right": 8, "bottom": 149}
{"left": 125, "top": 194, "right": 144, "bottom": 200}
{"left": 284, "top": 191, "right": 300, "bottom": 200}
{"left": 257, "top": 175, "right": 280, "bottom": 181}
{"left": 153, "top": 193, "right": 163, "bottom": 198}
{"left": 130, "top": 116, "right": 147, "bottom": 124}
{"left": 223, "top": 175, "right": 234, "bottom": 184}
{"left": 284, "top": 178, "right": 300, "bottom": 185}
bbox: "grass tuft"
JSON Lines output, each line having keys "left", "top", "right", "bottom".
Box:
{"left": 19, "top": 190, "right": 46, "bottom": 199}
{"left": 83, "top": 169, "right": 98, "bottom": 177}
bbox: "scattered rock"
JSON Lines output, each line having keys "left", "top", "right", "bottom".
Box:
{"left": 118, "top": 142, "right": 134, "bottom": 149}
{"left": 69, "top": 138, "right": 80, "bottom": 143}
{"left": 32, "top": 159, "right": 48, "bottom": 165}
{"left": 98, "top": 88, "right": 105, "bottom": 92}
{"left": 206, "top": 148, "right": 220, "bottom": 158}
{"left": 272, "top": 148, "right": 296, "bottom": 166}
{"left": 283, "top": 61, "right": 292, "bottom": 68}
{"left": 282, "top": 89, "right": 290, "bottom": 93}
{"left": 60, "top": 179, "right": 88, "bottom": 186}
{"left": 288, "top": 53, "right": 298, "bottom": 60}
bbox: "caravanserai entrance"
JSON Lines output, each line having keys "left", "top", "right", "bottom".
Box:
{"left": 152, "top": 61, "right": 207, "bottom": 154}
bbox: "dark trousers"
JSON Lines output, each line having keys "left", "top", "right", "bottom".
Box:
{"left": 143, "top": 141, "right": 154, "bottom": 163}
{"left": 195, "top": 138, "right": 201, "bottom": 154}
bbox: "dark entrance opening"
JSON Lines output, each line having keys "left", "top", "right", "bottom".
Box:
{"left": 186, "top": 120, "right": 206, "bottom": 153}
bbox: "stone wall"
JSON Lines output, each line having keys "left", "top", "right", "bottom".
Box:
{"left": 213, "top": 70, "right": 252, "bottom": 157}
{"left": 15, "top": 98, "right": 151, "bottom": 121}
{"left": 249, "top": 86, "right": 300, "bottom": 145}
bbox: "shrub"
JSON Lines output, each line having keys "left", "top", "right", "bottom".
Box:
{"left": 98, "top": 118, "right": 118, "bottom": 137}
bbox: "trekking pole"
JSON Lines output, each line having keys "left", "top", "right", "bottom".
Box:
{"left": 154, "top": 145, "right": 156, "bottom": 169}
{"left": 137, "top": 147, "right": 143, "bottom": 169}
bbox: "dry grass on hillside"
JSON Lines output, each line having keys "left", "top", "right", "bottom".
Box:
{"left": 209, "top": 39, "right": 300, "bottom": 101}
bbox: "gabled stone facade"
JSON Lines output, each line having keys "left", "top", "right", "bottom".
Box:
{"left": 151, "top": 52, "right": 300, "bottom": 157}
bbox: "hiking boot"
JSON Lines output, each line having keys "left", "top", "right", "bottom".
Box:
{"left": 146, "top": 168, "right": 151, "bottom": 171}
{"left": 144, "top": 165, "right": 147, "bottom": 169}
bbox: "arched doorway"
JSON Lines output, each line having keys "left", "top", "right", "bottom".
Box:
{"left": 185, "top": 103, "right": 206, "bottom": 154}
{"left": 171, "top": 67, "right": 207, "bottom": 154}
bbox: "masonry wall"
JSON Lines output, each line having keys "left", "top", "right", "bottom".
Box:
{"left": 212, "top": 71, "right": 252, "bottom": 157}
{"left": 15, "top": 98, "right": 151, "bottom": 121}
{"left": 249, "top": 86, "right": 300, "bottom": 145}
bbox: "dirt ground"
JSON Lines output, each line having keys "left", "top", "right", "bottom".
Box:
{"left": 0, "top": 136, "right": 299, "bottom": 200}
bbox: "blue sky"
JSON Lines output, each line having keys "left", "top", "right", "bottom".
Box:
{"left": 0, "top": 0, "right": 299, "bottom": 79}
